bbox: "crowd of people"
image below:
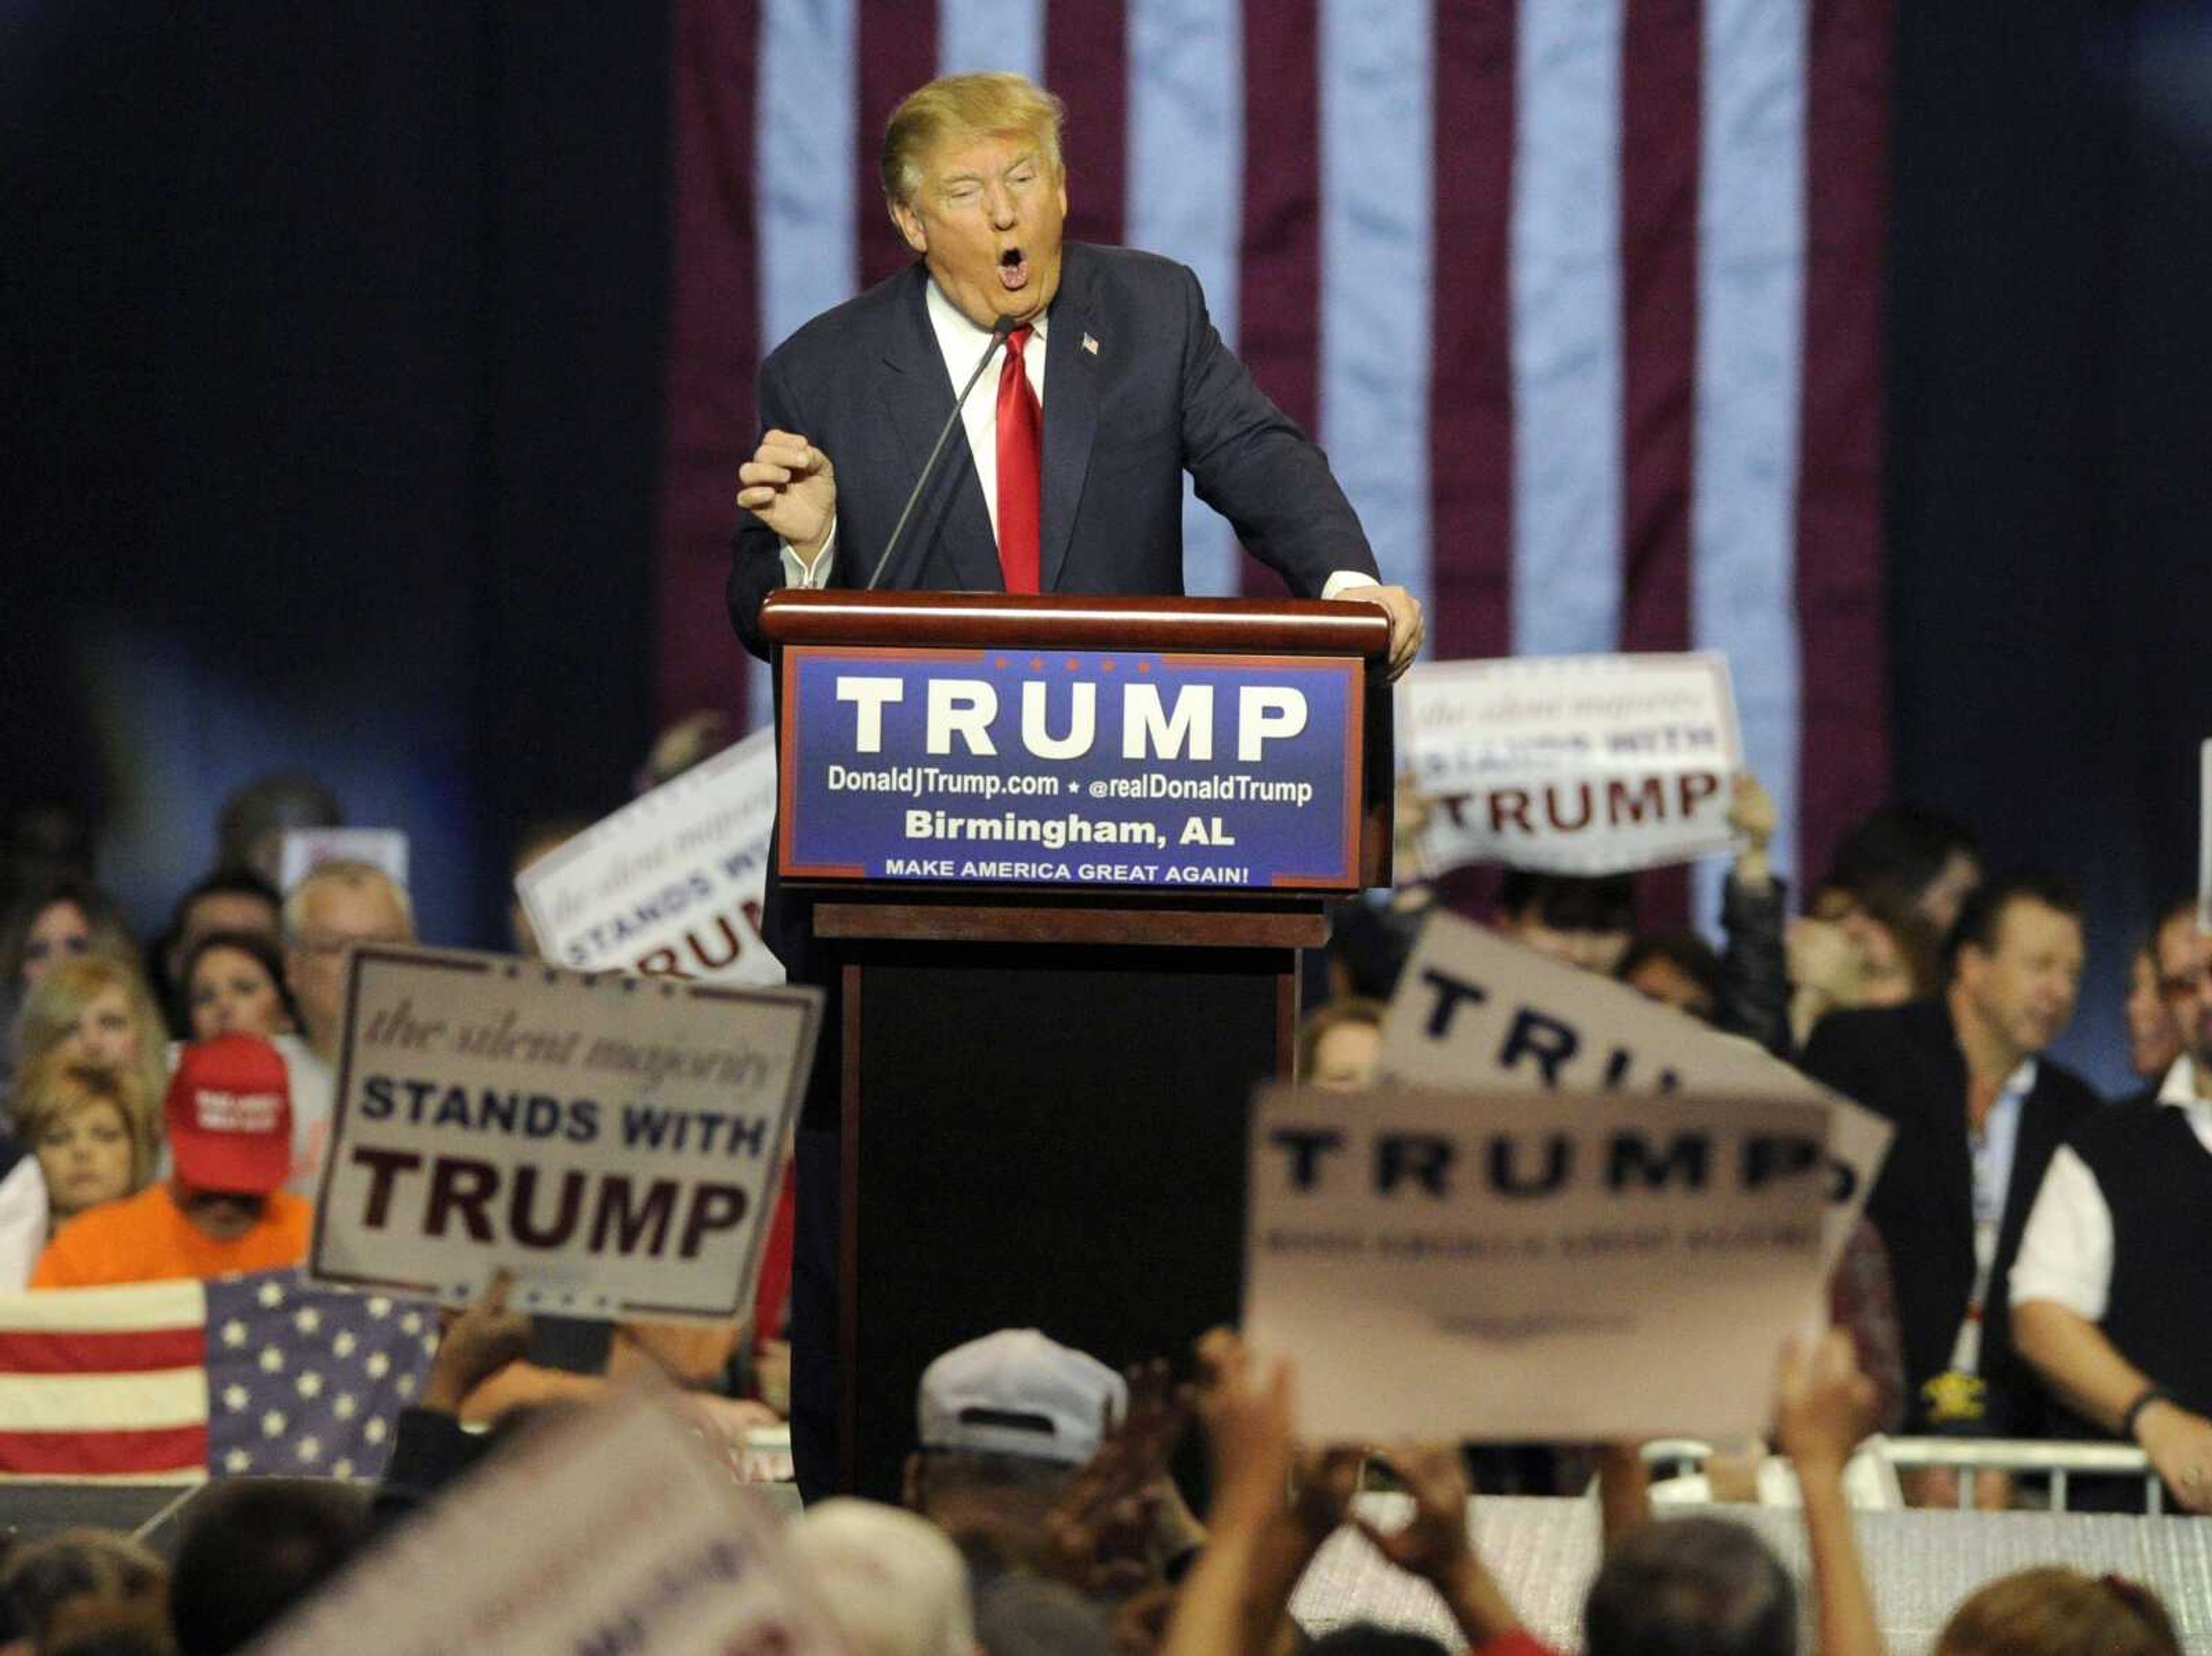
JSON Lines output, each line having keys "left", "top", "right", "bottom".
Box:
{"left": 0, "top": 1317, "right": 2188, "bottom": 1655}
{"left": 1, "top": 750, "right": 2208, "bottom": 1653}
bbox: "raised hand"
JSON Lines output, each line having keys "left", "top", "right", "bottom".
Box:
{"left": 735, "top": 429, "right": 837, "bottom": 557}
{"left": 1193, "top": 1328, "right": 1296, "bottom": 1532}
{"left": 422, "top": 1270, "right": 532, "bottom": 1416}
{"left": 1774, "top": 1328, "right": 1881, "bottom": 1480}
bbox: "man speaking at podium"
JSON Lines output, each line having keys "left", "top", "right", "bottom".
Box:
{"left": 726, "top": 70, "right": 1418, "bottom": 1498}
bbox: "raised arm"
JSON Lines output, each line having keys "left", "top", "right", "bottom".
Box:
{"left": 1772, "top": 1331, "right": 1884, "bottom": 1656}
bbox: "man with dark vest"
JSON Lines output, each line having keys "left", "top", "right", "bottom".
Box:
{"left": 2013, "top": 895, "right": 2212, "bottom": 1512}
{"left": 1800, "top": 872, "right": 2096, "bottom": 1506}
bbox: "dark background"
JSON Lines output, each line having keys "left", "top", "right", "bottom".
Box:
{"left": 7, "top": 3, "right": 2211, "bottom": 1087}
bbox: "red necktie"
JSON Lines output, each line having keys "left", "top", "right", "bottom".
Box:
{"left": 994, "top": 325, "right": 1041, "bottom": 594}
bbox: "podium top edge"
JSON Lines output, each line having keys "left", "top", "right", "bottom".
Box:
{"left": 759, "top": 589, "right": 1392, "bottom": 660}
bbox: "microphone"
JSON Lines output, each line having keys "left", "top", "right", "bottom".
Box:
{"left": 865, "top": 314, "right": 1024, "bottom": 592}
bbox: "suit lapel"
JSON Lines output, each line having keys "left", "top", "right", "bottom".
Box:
{"left": 876, "top": 267, "right": 1003, "bottom": 593}
{"left": 1041, "top": 248, "right": 1100, "bottom": 593}
{"left": 1919, "top": 1003, "right": 1979, "bottom": 1256}
{"left": 1999, "top": 1077, "right": 2067, "bottom": 1247}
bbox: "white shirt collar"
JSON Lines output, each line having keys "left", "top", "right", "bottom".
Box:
{"left": 1999, "top": 1056, "right": 2038, "bottom": 1100}
{"left": 2157, "top": 1055, "right": 2212, "bottom": 1124}
{"left": 923, "top": 276, "right": 1049, "bottom": 359}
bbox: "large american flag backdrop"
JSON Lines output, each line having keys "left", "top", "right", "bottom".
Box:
{"left": 653, "top": 0, "right": 1891, "bottom": 905}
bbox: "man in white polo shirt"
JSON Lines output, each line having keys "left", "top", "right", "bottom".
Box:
{"left": 2013, "top": 895, "right": 2212, "bottom": 1511}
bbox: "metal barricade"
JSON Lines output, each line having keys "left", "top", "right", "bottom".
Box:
{"left": 1639, "top": 1437, "right": 2162, "bottom": 1512}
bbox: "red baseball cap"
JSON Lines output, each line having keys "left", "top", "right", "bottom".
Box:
{"left": 165, "top": 1033, "right": 293, "bottom": 1196}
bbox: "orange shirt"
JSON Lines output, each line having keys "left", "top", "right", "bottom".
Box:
{"left": 31, "top": 1184, "right": 311, "bottom": 1289}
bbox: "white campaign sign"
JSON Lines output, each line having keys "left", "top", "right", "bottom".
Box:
{"left": 253, "top": 1386, "right": 843, "bottom": 1656}
{"left": 310, "top": 945, "right": 820, "bottom": 1322}
{"left": 1378, "top": 913, "right": 1890, "bottom": 1272}
{"left": 279, "top": 828, "right": 410, "bottom": 894}
{"left": 517, "top": 727, "right": 782, "bottom": 984}
{"left": 1245, "top": 1085, "right": 1832, "bottom": 1442}
{"left": 1399, "top": 651, "right": 1742, "bottom": 874}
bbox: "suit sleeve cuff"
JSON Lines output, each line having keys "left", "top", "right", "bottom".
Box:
{"left": 778, "top": 520, "right": 838, "bottom": 588}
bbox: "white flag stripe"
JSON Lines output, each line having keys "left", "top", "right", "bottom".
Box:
{"left": 751, "top": 0, "right": 861, "bottom": 733}
{"left": 1319, "top": 0, "right": 1434, "bottom": 624}
{"left": 1127, "top": 0, "right": 1244, "bottom": 598}
{"left": 0, "top": 1279, "right": 203, "bottom": 1332}
{"left": 937, "top": 0, "right": 1044, "bottom": 82}
{"left": 0, "top": 1370, "right": 210, "bottom": 1432}
{"left": 1692, "top": 0, "right": 1808, "bottom": 900}
{"left": 1509, "top": 0, "right": 1627, "bottom": 661}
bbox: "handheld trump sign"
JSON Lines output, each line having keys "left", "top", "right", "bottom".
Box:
{"left": 1379, "top": 913, "right": 1891, "bottom": 1274}
{"left": 1400, "top": 651, "right": 1740, "bottom": 874}
{"left": 778, "top": 644, "right": 1364, "bottom": 890}
{"left": 1244, "top": 1085, "right": 1833, "bottom": 1441}
{"left": 517, "top": 727, "right": 781, "bottom": 984}
{"left": 256, "top": 1387, "right": 842, "bottom": 1656}
{"left": 310, "top": 946, "right": 821, "bottom": 1321}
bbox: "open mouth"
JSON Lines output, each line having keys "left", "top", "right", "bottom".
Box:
{"left": 997, "top": 245, "right": 1029, "bottom": 290}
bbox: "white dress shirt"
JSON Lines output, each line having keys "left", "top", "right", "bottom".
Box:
{"left": 778, "top": 277, "right": 1380, "bottom": 601}
{"left": 2010, "top": 1055, "right": 2212, "bottom": 1320}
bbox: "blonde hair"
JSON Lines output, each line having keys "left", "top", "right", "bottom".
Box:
{"left": 282, "top": 857, "right": 415, "bottom": 939}
{"left": 881, "top": 71, "right": 1065, "bottom": 207}
{"left": 1937, "top": 1568, "right": 2180, "bottom": 1656}
{"left": 12, "top": 952, "right": 171, "bottom": 1120}
{"left": 10, "top": 1051, "right": 161, "bottom": 1197}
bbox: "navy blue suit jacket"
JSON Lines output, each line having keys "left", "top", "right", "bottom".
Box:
{"left": 727, "top": 243, "right": 1378, "bottom": 1022}
{"left": 725, "top": 242, "right": 1377, "bottom": 658}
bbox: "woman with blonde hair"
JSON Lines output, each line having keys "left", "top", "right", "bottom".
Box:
{"left": 10, "top": 952, "right": 171, "bottom": 1123}
{"left": 0, "top": 1053, "right": 161, "bottom": 1287}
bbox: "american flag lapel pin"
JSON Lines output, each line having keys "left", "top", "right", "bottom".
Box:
{"left": 1082, "top": 332, "right": 1100, "bottom": 357}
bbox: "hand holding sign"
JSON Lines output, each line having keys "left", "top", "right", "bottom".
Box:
{"left": 312, "top": 946, "right": 821, "bottom": 1323}
{"left": 421, "top": 1271, "right": 532, "bottom": 1415}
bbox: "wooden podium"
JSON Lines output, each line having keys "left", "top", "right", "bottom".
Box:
{"left": 761, "top": 589, "right": 1391, "bottom": 1498}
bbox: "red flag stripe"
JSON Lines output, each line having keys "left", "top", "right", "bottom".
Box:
{"left": 0, "top": 1424, "right": 208, "bottom": 1479}
{"left": 1794, "top": 0, "right": 1893, "bottom": 887}
{"left": 1237, "top": 0, "right": 1321, "bottom": 600}
{"left": 1618, "top": 0, "right": 1703, "bottom": 929}
{"left": 1426, "top": 3, "right": 1516, "bottom": 665}
{"left": 1047, "top": 1, "right": 1128, "bottom": 252}
{"left": 0, "top": 1326, "right": 204, "bottom": 1375}
{"left": 858, "top": 0, "right": 937, "bottom": 290}
{"left": 654, "top": 0, "right": 762, "bottom": 726}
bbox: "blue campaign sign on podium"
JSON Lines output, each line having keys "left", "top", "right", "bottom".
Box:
{"left": 777, "top": 645, "right": 1364, "bottom": 891}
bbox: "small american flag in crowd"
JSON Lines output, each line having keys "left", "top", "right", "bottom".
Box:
{"left": 0, "top": 1270, "right": 438, "bottom": 1481}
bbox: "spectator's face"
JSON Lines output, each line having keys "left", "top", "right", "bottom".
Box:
{"left": 187, "top": 944, "right": 291, "bottom": 1041}
{"left": 1957, "top": 897, "right": 2084, "bottom": 1058}
{"left": 1843, "top": 913, "right": 1915, "bottom": 1007}
{"left": 1310, "top": 1021, "right": 1382, "bottom": 1090}
{"left": 2153, "top": 912, "right": 2212, "bottom": 1069}
{"left": 1508, "top": 916, "right": 1632, "bottom": 976}
{"left": 2127, "top": 946, "right": 2183, "bottom": 1081}
{"left": 36, "top": 1099, "right": 134, "bottom": 1220}
{"left": 63, "top": 984, "right": 141, "bottom": 1067}
{"left": 286, "top": 881, "right": 411, "bottom": 1052}
{"left": 890, "top": 129, "right": 1068, "bottom": 332}
{"left": 175, "top": 1185, "right": 265, "bottom": 1242}
{"left": 22, "top": 899, "right": 93, "bottom": 986}
{"left": 1918, "top": 849, "right": 1982, "bottom": 934}
{"left": 1623, "top": 956, "right": 1715, "bottom": 1023}
{"left": 183, "top": 890, "right": 279, "bottom": 950}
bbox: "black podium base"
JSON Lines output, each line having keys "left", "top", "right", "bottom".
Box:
{"left": 836, "top": 933, "right": 1296, "bottom": 1499}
